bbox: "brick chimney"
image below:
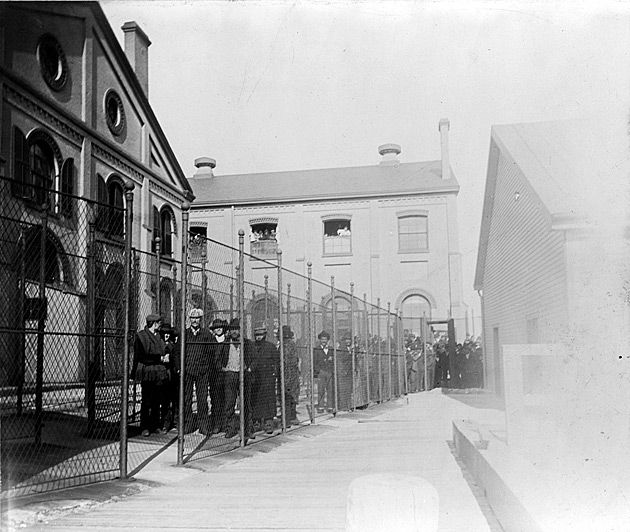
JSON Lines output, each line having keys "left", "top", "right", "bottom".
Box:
{"left": 439, "top": 118, "right": 450, "bottom": 180}
{"left": 122, "top": 21, "right": 151, "bottom": 97}
{"left": 192, "top": 157, "right": 216, "bottom": 178}
{"left": 378, "top": 143, "right": 401, "bottom": 166}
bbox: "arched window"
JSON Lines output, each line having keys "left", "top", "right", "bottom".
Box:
{"left": 152, "top": 206, "right": 160, "bottom": 253}
{"left": 401, "top": 294, "right": 432, "bottom": 336}
{"left": 160, "top": 208, "right": 173, "bottom": 256}
{"left": 108, "top": 179, "right": 124, "bottom": 237}
{"left": 60, "top": 158, "right": 74, "bottom": 218}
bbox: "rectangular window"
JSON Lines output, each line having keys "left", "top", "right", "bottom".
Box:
{"left": 250, "top": 222, "right": 278, "bottom": 258}
{"left": 323, "top": 219, "right": 351, "bottom": 255}
{"left": 190, "top": 226, "right": 207, "bottom": 263}
{"left": 398, "top": 215, "right": 428, "bottom": 251}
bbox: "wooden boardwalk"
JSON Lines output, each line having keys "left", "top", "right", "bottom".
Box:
{"left": 19, "top": 391, "right": 497, "bottom": 531}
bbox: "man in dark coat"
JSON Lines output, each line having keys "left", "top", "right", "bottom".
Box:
{"left": 251, "top": 325, "right": 279, "bottom": 434}
{"left": 208, "top": 318, "right": 229, "bottom": 433}
{"left": 184, "top": 308, "right": 213, "bottom": 434}
{"left": 337, "top": 334, "right": 354, "bottom": 411}
{"left": 133, "top": 314, "right": 169, "bottom": 436}
{"left": 313, "top": 330, "right": 335, "bottom": 413}
{"left": 222, "top": 318, "right": 254, "bottom": 440}
{"left": 159, "top": 323, "right": 179, "bottom": 431}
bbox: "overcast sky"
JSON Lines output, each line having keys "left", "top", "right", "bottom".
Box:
{"left": 102, "top": 0, "right": 630, "bottom": 314}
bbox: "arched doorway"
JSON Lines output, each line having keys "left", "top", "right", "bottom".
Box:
{"left": 401, "top": 294, "right": 432, "bottom": 339}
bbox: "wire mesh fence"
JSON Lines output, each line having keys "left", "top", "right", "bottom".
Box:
{"left": 1, "top": 198, "right": 410, "bottom": 496}
{"left": 0, "top": 174, "right": 131, "bottom": 498}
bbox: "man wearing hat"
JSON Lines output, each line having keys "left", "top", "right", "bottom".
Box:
{"left": 222, "top": 318, "right": 254, "bottom": 439}
{"left": 183, "top": 308, "right": 213, "bottom": 434}
{"left": 251, "top": 325, "right": 279, "bottom": 434}
{"left": 133, "top": 314, "right": 169, "bottom": 436}
{"left": 337, "top": 333, "right": 355, "bottom": 411}
{"left": 313, "top": 330, "right": 335, "bottom": 413}
{"left": 208, "top": 318, "right": 229, "bottom": 433}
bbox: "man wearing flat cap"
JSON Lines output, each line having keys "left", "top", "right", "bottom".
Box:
{"left": 313, "top": 330, "right": 335, "bottom": 413}
{"left": 251, "top": 325, "right": 279, "bottom": 435}
{"left": 183, "top": 308, "right": 213, "bottom": 434}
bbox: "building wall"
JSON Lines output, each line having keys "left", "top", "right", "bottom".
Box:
{"left": 190, "top": 191, "right": 463, "bottom": 330}
{"left": 481, "top": 141, "right": 569, "bottom": 394}
{"left": 0, "top": 3, "right": 188, "bottom": 384}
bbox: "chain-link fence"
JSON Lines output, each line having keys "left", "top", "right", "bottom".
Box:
{"left": 0, "top": 174, "right": 132, "bottom": 498}
{"left": 1, "top": 199, "right": 410, "bottom": 496}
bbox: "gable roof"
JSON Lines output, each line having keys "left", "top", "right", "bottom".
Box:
{"left": 190, "top": 160, "right": 459, "bottom": 206}
{"left": 474, "top": 119, "right": 628, "bottom": 290}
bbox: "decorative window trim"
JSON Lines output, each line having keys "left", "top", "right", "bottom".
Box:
{"left": 104, "top": 89, "right": 126, "bottom": 136}
{"left": 37, "top": 33, "right": 68, "bottom": 91}
{"left": 249, "top": 216, "right": 278, "bottom": 225}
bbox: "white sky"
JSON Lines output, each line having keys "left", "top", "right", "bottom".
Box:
{"left": 102, "top": 0, "right": 630, "bottom": 314}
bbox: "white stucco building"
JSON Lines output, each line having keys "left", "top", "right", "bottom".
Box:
{"left": 188, "top": 119, "right": 465, "bottom": 338}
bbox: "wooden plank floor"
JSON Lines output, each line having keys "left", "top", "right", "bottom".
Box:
{"left": 21, "top": 392, "right": 494, "bottom": 531}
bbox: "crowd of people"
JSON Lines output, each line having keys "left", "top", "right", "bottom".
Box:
{"left": 405, "top": 332, "right": 484, "bottom": 392}
{"left": 131, "top": 310, "right": 300, "bottom": 441}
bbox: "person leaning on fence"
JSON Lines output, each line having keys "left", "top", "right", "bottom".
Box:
{"left": 251, "top": 325, "right": 280, "bottom": 435}
{"left": 222, "top": 318, "right": 254, "bottom": 440}
{"left": 183, "top": 308, "right": 213, "bottom": 435}
{"left": 132, "top": 314, "right": 170, "bottom": 437}
{"left": 208, "top": 318, "right": 229, "bottom": 434}
{"left": 313, "top": 330, "right": 335, "bottom": 413}
{"left": 280, "top": 325, "right": 300, "bottom": 425}
{"left": 159, "top": 323, "right": 180, "bottom": 431}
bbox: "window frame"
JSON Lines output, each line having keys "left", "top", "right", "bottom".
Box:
{"left": 397, "top": 210, "right": 429, "bottom": 253}
{"left": 322, "top": 215, "right": 352, "bottom": 257}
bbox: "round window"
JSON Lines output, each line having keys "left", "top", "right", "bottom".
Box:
{"left": 37, "top": 34, "right": 68, "bottom": 91}
{"left": 104, "top": 90, "right": 126, "bottom": 136}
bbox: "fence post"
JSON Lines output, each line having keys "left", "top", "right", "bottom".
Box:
{"left": 331, "top": 276, "right": 338, "bottom": 414}
{"left": 154, "top": 236, "right": 161, "bottom": 315}
{"left": 363, "top": 293, "right": 370, "bottom": 405}
{"left": 376, "top": 298, "right": 382, "bottom": 403}
{"left": 350, "top": 282, "right": 355, "bottom": 411}
{"left": 286, "top": 282, "right": 291, "bottom": 326}
{"left": 387, "top": 302, "right": 392, "bottom": 401}
{"left": 120, "top": 180, "right": 134, "bottom": 479}
{"left": 86, "top": 222, "right": 96, "bottom": 433}
{"left": 238, "top": 231, "right": 245, "bottom": 447}
{"left": 34, "top": 203, "right": 48, "bottom": 446}
{"left": 277, "top": 250, "right": 287, "bottom": 433}
{"left": 16, "top": 229, "right": 26, "bottom": 416}
{"left": 307, "top": 262, "right": 314, "bottom": 423}
{"left": 401, "top": 311, "right": 408, "bottom": 395}
{"left": 264, "top": 274, "right": 269, "bottom": 330}
{"left": 177, "top": 201, "right": 191, "bottom": 465}
{"left": 229, "top": 281, "right": 234, "bottom": 319}
{"left": 201, "top": 246, "right": 207, "bottom": 328}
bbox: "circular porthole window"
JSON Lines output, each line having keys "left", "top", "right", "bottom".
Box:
{"left": 37, "top": 34, "right": 68, "bottom": 91}
{"left": 104, "top": 90, "right": 126, "bottom": 136}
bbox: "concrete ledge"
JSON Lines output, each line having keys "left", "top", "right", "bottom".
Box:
{"left": 452, "top": 420, "right": 542, "bottom": 532}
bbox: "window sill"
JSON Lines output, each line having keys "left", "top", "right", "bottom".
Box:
{"left": 322, "top": 252, "right": 353, "bottom": 258}
{"left": 397, "top": 248, "right": 429, "bottom": 255}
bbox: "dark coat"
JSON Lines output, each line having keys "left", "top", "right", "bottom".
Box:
{"left": 133, "top": 328, "right": 168, "bottom": 383}
{"left": 251, "top": 339, "right": 279, "bottom": 420}
{"left": 185, "top": 327, "right": 214, "bottom": 376}
{"left": 210, "top": 335, "right": 230, "bottom": 372}
{"left": 313, "top": 345, "right": 335, "bottom": 376}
